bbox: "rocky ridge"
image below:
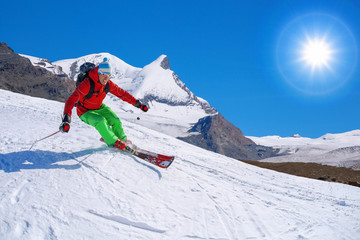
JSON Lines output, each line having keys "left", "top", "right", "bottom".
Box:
{"left": 0, "top": 43, "right": 75, "bottom": 102}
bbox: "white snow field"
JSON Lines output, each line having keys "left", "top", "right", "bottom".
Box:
{"left": 249, "top": 132, "right": 360, "bottom": 170}
{"left": 1, "top": 89, "right": 360, "bottom": 240}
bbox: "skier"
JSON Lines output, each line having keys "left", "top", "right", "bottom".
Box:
{"left": 59, "top": 58, "right": 148, "bottom": 150}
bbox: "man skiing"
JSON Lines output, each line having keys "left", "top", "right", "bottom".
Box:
{"left": 59, "top": 58, "right": 148, "bottom": 150}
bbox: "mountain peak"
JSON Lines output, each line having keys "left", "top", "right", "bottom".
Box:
{"left": 179, "top": 113, "right": 277, "bottom": 160}
{"left": 0, "top": 42, "right": 14, "bottom": 54}
{"left": 150, "top": 55, "right": 170, "bottom": 70}
{"left": 160, "top": 55, "right": 170, "bottom": 70}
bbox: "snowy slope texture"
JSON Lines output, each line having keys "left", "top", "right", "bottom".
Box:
{"left": 1, "top": 89, "right": 360, "bottom": 239}
{"left": 248, "top": 132, "right": 360, "bottom": 170}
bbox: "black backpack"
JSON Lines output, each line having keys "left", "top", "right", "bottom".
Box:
{"left": 76, "top": 62, "right": 110, "bottom": 101}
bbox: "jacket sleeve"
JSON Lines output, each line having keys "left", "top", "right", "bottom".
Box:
{"left": 63, "top": 79, "right": 91, "bottom": 117}
{"left": 108, "top": 81, "right": 137, "bottom": 106}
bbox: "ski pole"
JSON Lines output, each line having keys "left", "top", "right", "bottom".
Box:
{"left": 29, "top": 130, "right": 60, "bottom": 150}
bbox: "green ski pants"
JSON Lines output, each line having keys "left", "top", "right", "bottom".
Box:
{"left": 79, "top": 104, "right": 127, "bottom": 146}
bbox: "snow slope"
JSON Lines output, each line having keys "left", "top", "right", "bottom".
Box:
{"left": 1, "top": 89, "right": 360, "bottom": 239}
{"left": 249, "top": 133, "right": 360, "bottom": 170}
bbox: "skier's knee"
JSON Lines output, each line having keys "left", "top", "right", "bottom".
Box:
{"left": 94, "top": 117, "right": 108, "bottom": 129}
{"left": 108, "top": 116, "right": 121, "bottom": 127}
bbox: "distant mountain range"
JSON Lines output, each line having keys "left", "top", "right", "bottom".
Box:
{"left": 0, "top": 42, "right": 274, "bottom": 160}
{"left": 249, "top": 130, "right": 360, "bottom": 170}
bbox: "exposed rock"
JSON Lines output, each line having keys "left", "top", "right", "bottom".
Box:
{"left": 242, "top": 161, "right": 360, "bottom": 188}
{"left": 0, "top": 42, "right": 75, "bottom": 102}
{"left": 179, "top": 113, "right": 278, "bottom": 160}
{"left": 349, "top": 181, "right": 360, "bottom": 187}
{"left": 160, "top": 56, "right": 170, "bottom": 70}
{"left": 318, "top": 175, "right": 330, "bottom": 181}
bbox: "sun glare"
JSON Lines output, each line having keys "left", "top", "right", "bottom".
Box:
{"left": 301, "top": 37, "right": 333, "bottom": 70}
{"left": 276, "top": 13, "right": 357, "bottom": 95}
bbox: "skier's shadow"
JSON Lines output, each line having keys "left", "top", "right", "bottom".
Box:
{"left": 0, "top": 148, "right": 106, "bottom": 173}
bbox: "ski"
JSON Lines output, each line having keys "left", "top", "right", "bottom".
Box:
{"left": 100, "top": 138, "right": 175, "bottom": 168}
{"left": 123, "top": 146, "right": 175, "bottom": 169}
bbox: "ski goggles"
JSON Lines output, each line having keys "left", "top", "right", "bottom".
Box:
{"left": 98, "top": 71, "right": 111, "bottom": 77}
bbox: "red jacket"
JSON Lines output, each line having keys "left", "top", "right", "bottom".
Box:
{"left": 64, "top": 67, "right": 137, "bottom": 117}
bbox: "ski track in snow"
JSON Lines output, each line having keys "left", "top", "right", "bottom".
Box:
{"left": 1, "top": 90, "right": 360, "bottom": 239}
{"left": 88, "top": 209, "right": 166, "bottom": 233}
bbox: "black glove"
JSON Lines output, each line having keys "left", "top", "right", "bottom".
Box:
{"left": 59, "top": 114, "right": 71, "bottom": 133}
{"left": 135, "top": 100, "right": 149, "bottom": 112}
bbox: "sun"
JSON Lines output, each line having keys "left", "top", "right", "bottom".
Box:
{"left": 300, "top": 37, "right": 333, "bottom": 70}
{"left": 276, "top": 13, "right": 357, "bottom": 95}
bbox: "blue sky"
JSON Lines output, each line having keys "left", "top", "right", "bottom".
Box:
{"left": 1, "top": 0, "right": 359, "bottom": 138}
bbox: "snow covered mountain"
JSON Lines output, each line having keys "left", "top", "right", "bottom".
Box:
{"left": 22, "top": 52, "right": 217, "bottom": 138}
{"left": 1, "top": 89, "right": 360, "bottom": 239}
{"left": 248, "top": 131, "right": 360, "bottom": 170}
{"left": 52, "top": 53, "right": 216, "bottom": 135}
